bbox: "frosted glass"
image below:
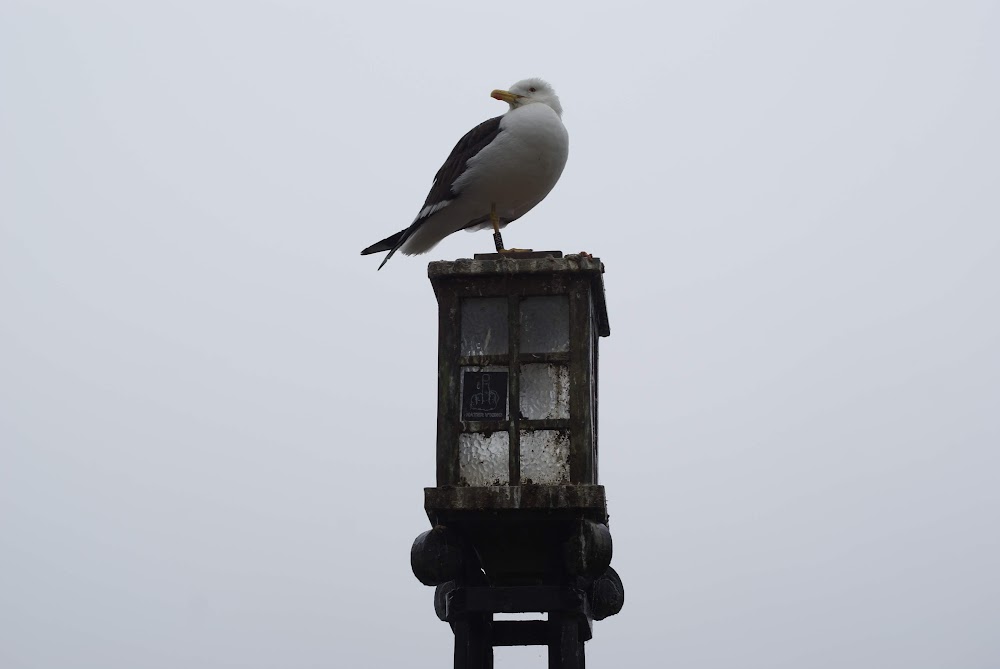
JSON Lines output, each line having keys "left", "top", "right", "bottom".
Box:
{"left": 520, "top": 296, "right": 569, "bottom": 353}
{"left": 461, "top": 298, "right": 508, "bottom": 356}
{"left": 459, "top": 432, "right": 510, "bottom": 486}
{"left": 519, "top": 430, "right": 570, "bottom": 485}
{"left": 519, "top": 364, "right": 570, "bottom": 420}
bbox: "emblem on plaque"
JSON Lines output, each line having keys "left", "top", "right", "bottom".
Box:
{"left": 461, "top": 371, "right": 508, "bottom": 421}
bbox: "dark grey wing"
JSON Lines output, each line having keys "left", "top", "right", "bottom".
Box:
{"left": 361, "top": 116, "right": 503, "bottom": 269}
{"left": 366, "top": 115, "right": 504, "bottom": 270}
{"left": 419, "top": 115, "right": 503, "bottom": 209}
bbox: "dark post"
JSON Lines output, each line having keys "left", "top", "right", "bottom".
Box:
{"left": 411, "top": 252, "right": 624, "bottom": 668}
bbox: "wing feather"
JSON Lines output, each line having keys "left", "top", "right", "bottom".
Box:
{"left": 419, "top": 115, "right": 503, "bottom": 211}
{"left": 360, "top": 114, "right": 504, "bottom": 269}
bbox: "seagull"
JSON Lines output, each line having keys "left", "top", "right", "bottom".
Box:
{"left": 361, "top": 78, "right": 569, "bottom": 269}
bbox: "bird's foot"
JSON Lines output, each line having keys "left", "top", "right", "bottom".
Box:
{"left": 576, "top": 251, "right": 593, "bottom": 259}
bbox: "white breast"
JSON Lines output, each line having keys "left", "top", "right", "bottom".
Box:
{"left": 455, "top": 103, "right": 569, "bottom": 221}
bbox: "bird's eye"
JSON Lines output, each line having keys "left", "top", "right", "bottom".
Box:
{"left": 529, "top": 87, "right": 537, "bottom": 93}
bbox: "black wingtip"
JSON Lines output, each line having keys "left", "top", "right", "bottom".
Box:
{"left": 361, "top": 229, "right": 406, "bottom": 257}
{"left": 376, "top": 247, "right": 397, "bottom": 270}
{"left": 361, "top": 231, "right": 403, "bottom": 269}
{"left": 360, "top": 242, "right": 386, "bottom": 256}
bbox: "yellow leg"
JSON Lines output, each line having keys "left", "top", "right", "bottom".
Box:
{"left": 491, "top": 203, "right": 506, "bottom": 252}
{"left": 490, "top": 203, "right": 533, "bottom": 254}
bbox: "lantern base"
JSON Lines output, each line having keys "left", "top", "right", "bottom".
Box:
{"left": 424, "top": 484, "right": 607, "bottom": 523}
{"left": 424, "top": 485, "right": 610, "bottom": 586}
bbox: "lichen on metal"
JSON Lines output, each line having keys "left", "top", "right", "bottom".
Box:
{"left": 428, "top": 253, "right": 605, "bottom": 279}
{"left": 424, "top": 484, "right": 608, "bottom": 519}
{"left": 428, "top": 255, "right": 610, "bottom": 337}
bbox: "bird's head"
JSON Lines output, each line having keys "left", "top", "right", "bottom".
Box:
{"left": 491, "top": 78, "right": 563, "bottom": 117}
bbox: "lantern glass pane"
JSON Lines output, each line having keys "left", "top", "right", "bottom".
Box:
{"left": 520, "top": 296, "right": 569, "bottom": 353}
{"left": 461, "top": 298, "right": 509, "bottom": 356}
{"left": 519, "top": 364, "right": 570, "bottom": 420}
{"left": 459, "top": 432, "right": 510, "bottom": 486}
{"left": 519, "top": 430, "right": 570, "bottom": 485}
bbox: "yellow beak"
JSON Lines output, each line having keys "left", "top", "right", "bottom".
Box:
{"left": 491, "top": 89, "right": 520, "bottom": 104}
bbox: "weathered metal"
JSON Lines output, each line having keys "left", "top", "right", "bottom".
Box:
{"left": 562, "top": 519, "right": 613, "bottom": 578}
{"left": 589, "top": 567, "right": 625, "bottom": 621}
{"left": 414, "top": 254, "right": 622, "bottom": 668}
{"left": 424, "top": 484, "right": 607, "bottom": 517}
{"left": 410, "top": 525, "right": 466, "bottom": 586}
{"left": 429, "top": 254, "right": 610, "bottom": 489}
{"left": 447, "top": 586, "right": 591, "bottom": 668}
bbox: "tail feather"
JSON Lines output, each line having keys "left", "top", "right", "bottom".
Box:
{"left": 361, "top": 229, "right": 406, "bottom": 256}
{"left": 362, "top": 227, "right": 417, "bottom": 270}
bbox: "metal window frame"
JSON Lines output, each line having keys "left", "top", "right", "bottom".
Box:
{"left": 433, "top": 269, "right": 606, "bottom": 487}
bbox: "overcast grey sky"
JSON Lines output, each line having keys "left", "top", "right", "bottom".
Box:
{"left": 2, "top": 1, "right": 998, "bottom": 667}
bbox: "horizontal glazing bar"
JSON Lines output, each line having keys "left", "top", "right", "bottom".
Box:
{"left": 518, "top": 352, "right": 571, "bottom": 364}
{"left": 516, "top": 419, "right": 571, "bottom": 430}
{"left": 459, "top": 421, "right": 510, "bottom": 433}
{"left": 460, "top": 351, "right": 569, "bottom": 366}
{"left": 459, "top": 355, "right": 510, "bottom": 366}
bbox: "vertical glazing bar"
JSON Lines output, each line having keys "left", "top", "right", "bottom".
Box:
{"left": 508, "top": 294, "right": 521, "bottom": 485}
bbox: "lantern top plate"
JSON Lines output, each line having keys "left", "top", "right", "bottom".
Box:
{"left": 428, "top": 254, "right": 610, "bottom": 337}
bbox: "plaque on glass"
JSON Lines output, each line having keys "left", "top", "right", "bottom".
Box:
{"left": 461, "top": 371, "right": 508, "bottom": 421}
